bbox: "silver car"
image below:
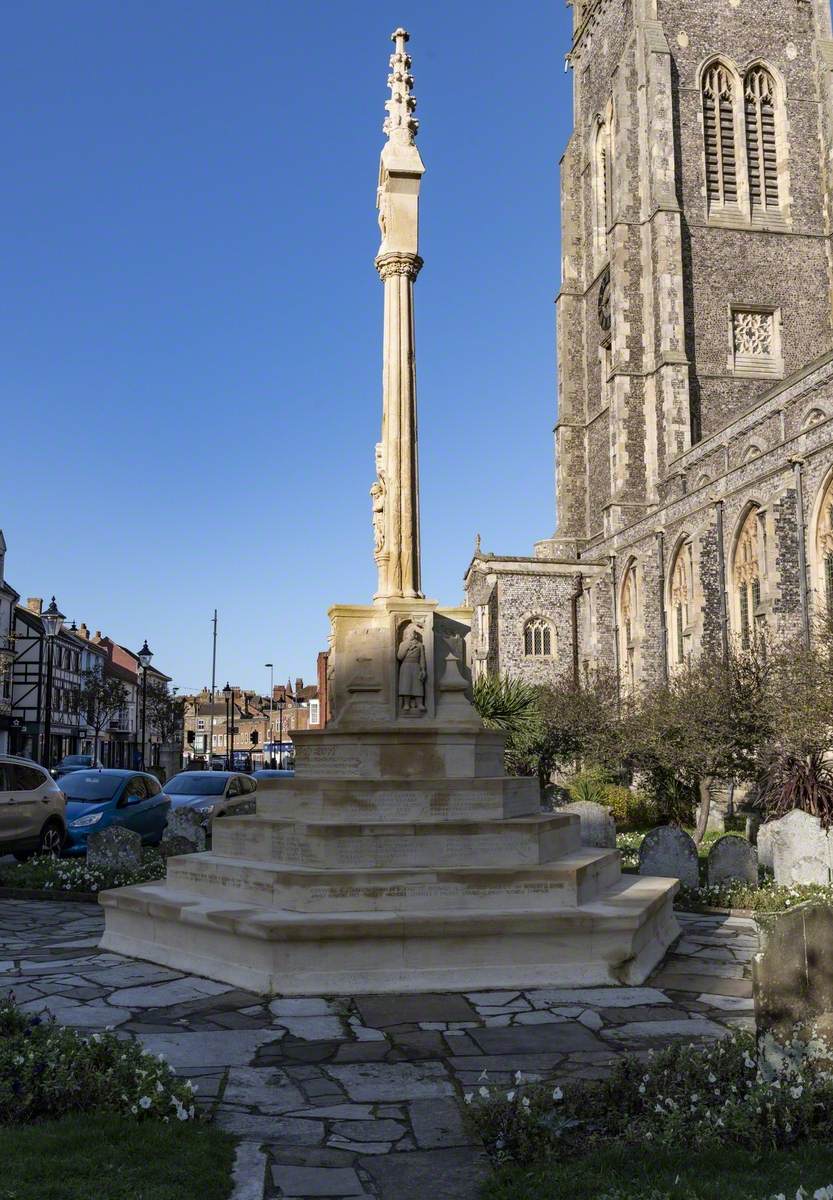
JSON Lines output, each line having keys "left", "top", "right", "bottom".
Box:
{"left": 163, "top": 771, "right": 257, "bottom": 832}
{"left": 0, "top": 755, "right": 66, "bottom": 860}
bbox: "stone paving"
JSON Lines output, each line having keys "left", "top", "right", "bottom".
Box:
{"left": 0, "top": 900, "right": 758, "bottom": 1199}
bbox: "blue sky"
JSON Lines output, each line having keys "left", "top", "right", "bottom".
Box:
{"left": 2, "top": 1, "right": 573, "bottom": 693}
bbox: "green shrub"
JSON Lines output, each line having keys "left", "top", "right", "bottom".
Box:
{"left": 465, "top": 1029, "right": 833, "bottom": 1167}
{"left": 0, "top": 998, "right": 200, "bottom": 1124}
{"left": 566, "top": 770, "right": 657, "bottom": 829}
{"left": 603, "top": 785, "right": 657, "bottom": 829}
{"left": 566, "top": 766, "right": 612, "bottom": 806}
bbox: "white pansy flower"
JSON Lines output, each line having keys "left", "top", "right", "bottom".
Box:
{"left": 552, "top": 1087, "right": 563, "bottom": 1101}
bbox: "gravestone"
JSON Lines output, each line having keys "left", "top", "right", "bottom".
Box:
{"left": 753, "top": 901, "right": 833, "bottom": 1066}
{"left": 165, "top": 808, "right": 207, "bottom": 852}
{"left": 757, "top": 821, "right": 775, "bottom": 871}
{"left": 558, "top": 800, "right": 616, "bottom": 848}
{"left": 87, "top": 826, "right": 142, "bottom": 872}
{"left": 770, "top": 810, "right": 833, "bottom": 886}
{"left": 638, "top": 826, "right": 699, "bottom": 889}
{"left": 745, "top": 813, "right": 761, "bottom": 844}
{"left": 707, "top": 834, "right": 758, "bottom": 887}
{"left": 159, "top": 835, "right": 195, "bottom": 860}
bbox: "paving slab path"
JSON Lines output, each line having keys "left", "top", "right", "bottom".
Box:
{"left": 0, "top": 901, "right": 757, "bottom": 1199}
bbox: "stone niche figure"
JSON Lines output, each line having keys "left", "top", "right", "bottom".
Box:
{"left": 397, "top": 621, "right": 427, "bottom": 712}
{"left": 370, "top": 443, "right": 386, "bottom": 561}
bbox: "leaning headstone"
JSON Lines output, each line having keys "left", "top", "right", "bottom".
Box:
{"left": 770, "top": 810, "right": 833, "bottom": 886}
{"left": 165, "top": 807, "right": 207, "bottom": 851}
{"left": 702, "top": 778, "right": 733, "bottom": 834}
{"left": 558, "top": 800, "right": 616, "bottom": 848}
{"left": 707, "top": 834, "right": 758, "bottom": 887}
{"left": 158, "top": 835, "right": 195, "bottom": 860}
{"left": 757, "top": 821, "right": 775, "bottom": 870}
{"left": 638, "top": 826, "right": 699, "bottom": 889}
{"left": 87, "top": 826, "right": 142, "bottom": 872}
{"left": 754, "top": 901, "right": 833, "bottom": 1070}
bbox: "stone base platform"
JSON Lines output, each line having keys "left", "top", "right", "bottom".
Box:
{"left": 100, "top": 722, "right": 679, "bottom": 995}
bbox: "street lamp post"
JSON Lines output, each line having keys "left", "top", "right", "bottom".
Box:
{"left": 265, "top": 663, "right": 274, "bottom": 766}
{"left": 41, "top": 597, "right": 65, "bottom": 769}
{"left": 137, "top": 640, "right": 153, "bottom": 769}
{"left": 222, "top": 682, "right": 232, "bottom": 771}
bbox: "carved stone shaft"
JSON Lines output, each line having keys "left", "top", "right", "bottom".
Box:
{"left": 376, "top": 251, "right": 423, "bottom": 599}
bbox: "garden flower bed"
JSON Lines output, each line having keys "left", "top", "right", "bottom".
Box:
{"left": 471, "top": 1028, "right": 833, "bottom": 1199}
{"left": 0, "top": 852, "right": 165, "bottom": 900}
{"left": 0, "top": 997, "right": 198, "bottom": 1124}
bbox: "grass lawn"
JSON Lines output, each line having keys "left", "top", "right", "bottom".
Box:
{"left": 0, "top": 1113, "right": 236, "bottom": 1200}
{"left": 483, "top": 1142, "right": 833, "bottom": 1200}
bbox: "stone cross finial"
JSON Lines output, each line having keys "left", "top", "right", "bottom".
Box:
{"left": 384, "top": 27, "right": 418, "bottom": 144}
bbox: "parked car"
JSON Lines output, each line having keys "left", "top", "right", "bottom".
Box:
{"left": 0, "top": 755, "right": 66, "bottom": 860}
{"left": 52, "top": 754, "right": 104, "bottom": 780}
{"left": 163, "top": 771, "right": 257, "bottom": 831}
{"left": 250, "top": 769, "right": 294, "bottom": 780}
{"left": 62, "top": 769, "right": 170, "bottom": 857}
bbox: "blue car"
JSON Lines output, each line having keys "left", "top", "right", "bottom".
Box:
{"left": 62, "top": 769, "right": 170, "bottom": 856}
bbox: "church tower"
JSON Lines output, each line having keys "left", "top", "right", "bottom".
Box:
{"left": 552, "top": 0, "right": 833, "bottom": 550}
{"left": 466, "top": 0, "right": 833, "bottom": 706}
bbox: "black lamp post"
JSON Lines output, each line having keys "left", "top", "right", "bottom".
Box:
{"left": 222, "top": 682, "right": 232, "bottom": 770}
{"left": 137, "top": 640, "right": 153, "bottom": 769}
{"left": 41, "top": 597, "right": 65, "bottom": 769}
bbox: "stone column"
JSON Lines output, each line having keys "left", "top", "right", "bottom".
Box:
{"left": 375, "top": 251, "right": 423, "bottom": 599}
{"left": 371, "top": 28, "right": 426, "bottom": 603}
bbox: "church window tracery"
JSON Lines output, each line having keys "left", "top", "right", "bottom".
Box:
{"left": 523, "top": 617, "right": 554, "bottom": 658}
{"left": 732, "top": 507, "right": 766, "bottom": 649}
{"left": 810, "top": 476, "right": 833, "bottom": 617}
{"left": 744, "top": 66, "right": 780, "bottom": 217}
{"left": 619, "top": 561, "right": 640, "bottom": 694}
{"left": 702, "top": 62, "right": 739, "bottom": 211}
{"left": 668, "top": 540, "right": 695, "bottom": 668}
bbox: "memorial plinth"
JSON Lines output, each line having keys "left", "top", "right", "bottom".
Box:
{"left": 98, "top": 29, "right": 679, "bottom": 994}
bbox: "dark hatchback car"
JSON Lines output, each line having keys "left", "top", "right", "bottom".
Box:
{"left": 62, "top": 769, "right": 170, "bottom": 856}
{"left": 52, "top": 754, "right": 104, "bottom": 780}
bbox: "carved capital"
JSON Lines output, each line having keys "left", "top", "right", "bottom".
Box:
{"left": 375, "top": 252, "right": 423, "bottom": 282}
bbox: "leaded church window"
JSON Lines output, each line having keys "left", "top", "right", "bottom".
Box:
{"left": 733, "top": 508, "right": 765, "bottom": 649}
{"left": 523, "top": 618, "right": 553, "bottom": 658}
{"left": 813, "top": 487, "right": 833, "bottom": 616}
{"left": 669, "top": 541, "right": 693, "bottom": 668}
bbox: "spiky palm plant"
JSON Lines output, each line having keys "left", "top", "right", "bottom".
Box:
{"left": 760, "top": 748, "right": 833, "bottom": 830}
{"left": 472, "top": 674, "right": 541, "bottom": 737}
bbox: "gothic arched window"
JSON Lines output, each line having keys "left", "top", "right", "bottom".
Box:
{"left": 523, "top": 617, "right": 554, "bottom": 658}
{"left": 669, "top": 541, "right": 694, "bottom": 667}
{"left": 593, "top": 118, "right": 612, "bottom": 264}
{"left": 812, "top": 475, "right": 833, "bottom": 616}
{"left": 702, "top": 62, "right": 739, "bottom": 211}
{"left": 732, "top": 507, "right": 765, "bottom": 649}
{"left": 744, "top": 66, "right": 779, "bottom": 217}
{"left": 619, "top": 561, "right": 640, "bottom": 693}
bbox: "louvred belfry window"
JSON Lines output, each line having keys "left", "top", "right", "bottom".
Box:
{"left": 702, "top": 63, "right": 738, "bottom": 209}
{"left": 745, "top": 67, "right": 779, "bottom": 214}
